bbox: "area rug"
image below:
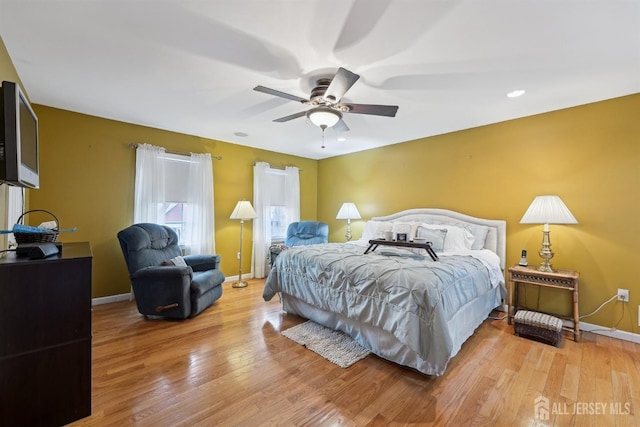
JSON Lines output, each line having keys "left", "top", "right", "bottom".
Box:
{"left": 281, "top": 320, "right": 371, "bottom": 368}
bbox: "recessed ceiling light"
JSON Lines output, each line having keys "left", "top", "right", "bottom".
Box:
{"left": 507, "top": 89, "right": 526, "bottom": 98}
{"left": 234, "top": 132, "right": 249, "bottom": 137}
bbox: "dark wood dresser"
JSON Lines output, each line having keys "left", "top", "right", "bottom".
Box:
{"left": 0, "top": 242, "right": 92, "bottom": 426}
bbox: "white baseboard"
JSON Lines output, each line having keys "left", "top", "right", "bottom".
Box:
{"left": 92, "top": 293, "right": 131, "bottom": 306}
{"left": 579, "top": 320, "right": 640, "bottom": 344}
{"left": 224, "top": 272, "right": 256, "bottom": 283}
{"left": 495, "top": 303, "right": 508, "bottom": 313}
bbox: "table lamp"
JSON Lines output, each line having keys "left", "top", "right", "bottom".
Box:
{"left": 336, "top": 202, "right": 361, "bottom": 241}
{"left": 520, "top": 195, "right": 578, "bottom": 272}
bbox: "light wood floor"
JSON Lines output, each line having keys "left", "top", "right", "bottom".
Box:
{"left": 70, "top": 279, "right": 640, "bottom": 427}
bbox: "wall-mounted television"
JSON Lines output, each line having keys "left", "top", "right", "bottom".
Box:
{"left": 0, "top": 80, "right": 39, "bottom": 189}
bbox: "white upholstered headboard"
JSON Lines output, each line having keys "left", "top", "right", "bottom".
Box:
{"left": 371, "top": 208, "right": 507, "bottom": 270}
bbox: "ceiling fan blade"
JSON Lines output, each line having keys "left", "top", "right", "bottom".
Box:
{"left": 273, "top": 111, "right": 307, "bottom": 123}
{"left": 343, "top": 103, "right": 398, "bottom": 117}
{"left": 254, "top": 85, "right": 308, "bottom": 103}
{"left": 334, "top": 0, "right": 391, "bottom": 53}
{"left": 333, "top": 119, "right": 350, "bottom": 132}
{"left": 323, "top": 68, "right": 360, "bottom": 103}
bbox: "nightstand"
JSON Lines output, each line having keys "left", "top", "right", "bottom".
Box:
{"left": 507, "top": 265, "right": 581, "bottom": 342}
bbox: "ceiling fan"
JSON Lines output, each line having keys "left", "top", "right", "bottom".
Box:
{"left": 254, "top": 67, "right": 398, "bottom": 133}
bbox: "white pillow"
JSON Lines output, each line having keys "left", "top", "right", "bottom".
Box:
{"left": 419, "top": 223, "right": 474, "bottom": 251}
{"left": 361, "top": 221, "right": 394, "bottom": 241}
{"left": 431, "top": 220, "right": 490, "bottom": 250}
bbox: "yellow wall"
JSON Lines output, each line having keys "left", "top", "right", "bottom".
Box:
{"left": 26, "top": 106, "right": 318, "bottom": 298}
{"left": 318, "top": 94, "right": 640, "bottom": 333}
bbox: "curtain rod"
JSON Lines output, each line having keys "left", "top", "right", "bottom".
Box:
{"left": 253, "top": 161, "right": 302, "bottom": 171}
{"left": 128, "top": 143, "right": 222, "bottom": 160}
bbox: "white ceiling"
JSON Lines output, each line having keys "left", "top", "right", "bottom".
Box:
{"left": 1, "top": 0, "right": 639, "bottom": 160}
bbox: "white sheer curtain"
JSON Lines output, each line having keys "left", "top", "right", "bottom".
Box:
{"left": 252, "top": 162, "right": 271, "bottom": 278}
{"left": 252, "top": 162, "right": 300, "bottom": 278}
{"left": 134, "top": 143, "right": 165, "bottom": 224}
{"left": 284, "top": 166, "right": 300, "bottom": 224}
{"left": 7, "top": 186, "right": 22, "bottom": 246}
{"left": 184, "top": 152, "right": 215, "bottom": 254}
{"left": 0, "top": 185, "right": 23, "bottom": 250}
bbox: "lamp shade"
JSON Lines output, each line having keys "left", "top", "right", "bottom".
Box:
{"left": 307, "top": 107, "right": 341, "bottom": 128}
{"left": 520, "top": 195, "right": 578, "bottom": 224}
{"left": 230, "top": 200, "right": 257, "bottom": 220}
{"left": 336, "top": 202, "right": 361, "bottom": 220}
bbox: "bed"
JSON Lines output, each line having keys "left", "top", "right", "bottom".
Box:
{"left": 263, "top": 208, "right": 507, "bottom": 376}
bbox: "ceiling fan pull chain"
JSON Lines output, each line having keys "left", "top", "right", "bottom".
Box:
{"left": 321, "top": 125, "right": 326, "bottom": 149}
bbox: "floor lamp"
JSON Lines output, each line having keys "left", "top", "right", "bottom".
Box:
{"left": 230, "top": 200, "right": 257, "bottom": 288}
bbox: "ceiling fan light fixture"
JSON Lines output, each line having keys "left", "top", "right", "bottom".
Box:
{"left": 307, "top": 107, "right": 341, "bottom": 128}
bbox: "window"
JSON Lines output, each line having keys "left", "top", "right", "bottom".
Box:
{"left": 264, "top": 169, "right": 292, "bottom": 243}
{"left": 269, "top": 205, "right": 288, "bottom": 242}
{"left": 161, "top": 153, "right": 190, "bottom": 246}
{"left": 162, "top": 202, "right": 185, "bottom": 244}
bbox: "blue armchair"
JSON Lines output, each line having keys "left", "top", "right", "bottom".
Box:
{"left": 270, "top": 221, "right": 329, "bottom": 267}
{"left": 117, "top": 223, "right": 224, "bottom": 319}
{"left": 285, "top": 221, "right": 329, "bottom": 246}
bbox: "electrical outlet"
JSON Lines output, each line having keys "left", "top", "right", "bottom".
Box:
{"left": 237, "top": 252, "right": 241, "bottom": 260}
{"left": 617, "top": 288, "right": 629, "bottom": 302}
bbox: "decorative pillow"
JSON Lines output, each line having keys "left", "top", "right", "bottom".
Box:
{"left": 415, "top": 227, "right": 447, "bottom": 252}
{"left": 431, "top": 220, "right": 490, "bottom": 250}
{"left": 419, "top": 223, "right": 474, "bottom": 251}
{"left": 161, "top": 255, "right": 188, "bottom": 266}
{"left": 467, "top": 225, "right": 490, "bottom": 250}
{"left": 361, "top": 221, "right": 394, "bottom": 241}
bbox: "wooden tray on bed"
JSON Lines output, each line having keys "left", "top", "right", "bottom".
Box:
{"left": 364, "top": 239, "right": 439, "bottom": 261}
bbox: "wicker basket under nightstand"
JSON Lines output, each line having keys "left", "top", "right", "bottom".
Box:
{"left": 514, "top": 310, "right": 563, "bottom": 346}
